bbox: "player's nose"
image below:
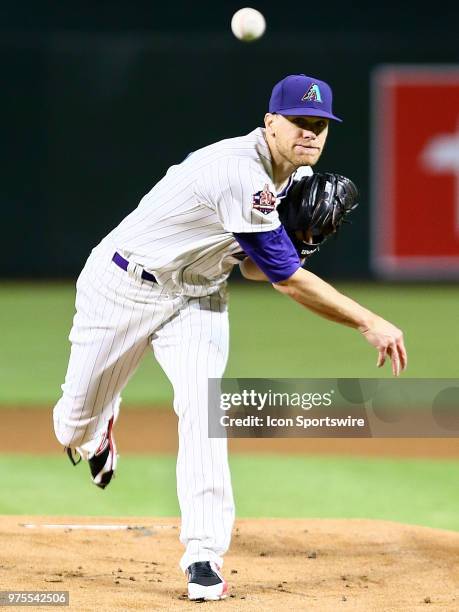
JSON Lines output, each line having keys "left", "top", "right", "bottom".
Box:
{"left": 301, "top": 127, "right": 317, "bottom": 139}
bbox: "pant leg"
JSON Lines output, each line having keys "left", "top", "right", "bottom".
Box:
{"left": 152, "top": 291, "right": 235, "bottom": 572}
{"left": 53, "top": 245, "right": 183, "bottom": 451}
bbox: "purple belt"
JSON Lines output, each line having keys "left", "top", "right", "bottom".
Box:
{"left": 112, "top": 252, "right": 157, "bottom": 283}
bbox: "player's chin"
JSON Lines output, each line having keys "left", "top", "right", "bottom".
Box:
{"left": 291, "top": 146, "right": 321, "bottom": 165}
{"left": 292, "top": 151, "right": 320, "bottom": 166}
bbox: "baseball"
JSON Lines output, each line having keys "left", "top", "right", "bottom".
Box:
{"left": 231, "top": 8, "right": 266, "bottom": 42}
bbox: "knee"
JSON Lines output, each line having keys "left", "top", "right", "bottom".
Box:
{"left": 53, "top": 420, "right": 91, "bottom": 448}
{"left": 53, "top": 398, "right": 94, "bottom": 448}
{"left": 54, "top": 427, "right": 89, "bottom": 449}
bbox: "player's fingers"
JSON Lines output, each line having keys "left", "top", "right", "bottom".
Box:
{"left": 388, "top": 343, "right": 400, "bottom": 377}
{"left": 397, "top": 339, "right": 408, "bottom": 371}
{"left": 377, "top": 347, "right": 386, "bottom": 368}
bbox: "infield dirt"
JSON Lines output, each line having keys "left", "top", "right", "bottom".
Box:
{"left": 2, "top": 408, "right": 459, "bottom": 610}
{"left": 1, "top": 516, "right": 458, "bottom": 611}
{"left": 2, "top": 407, "right": 459, "bottom": 458}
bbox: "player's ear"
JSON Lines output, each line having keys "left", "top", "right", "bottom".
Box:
{"left": 264, "top": 113, "right": 276, "bottom": 136}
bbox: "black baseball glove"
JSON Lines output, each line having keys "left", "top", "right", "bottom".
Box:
{"left": 277, "top": 172, "right": 359, "bottom": 259}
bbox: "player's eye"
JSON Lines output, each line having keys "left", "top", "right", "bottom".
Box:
{"left": 289, "top": 117, "right": 304, "bottom": 128}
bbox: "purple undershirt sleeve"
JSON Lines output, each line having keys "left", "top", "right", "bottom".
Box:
{"left": 233, "top": 225, "right": 301, "bottom": 283}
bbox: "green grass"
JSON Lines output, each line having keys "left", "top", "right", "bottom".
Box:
{"left": 0, "top": 282, "right": 458, "bottom": 405}
{"left": 1, "top": 454, "right": 458, "bottom": 531}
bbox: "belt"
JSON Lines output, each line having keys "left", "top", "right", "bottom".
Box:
{"left": 112, "top": 252, "right": 157, "bottom": 283}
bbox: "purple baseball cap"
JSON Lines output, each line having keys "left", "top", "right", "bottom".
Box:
{"left": 269, "top": 74, "right": 342, "bottom": 122}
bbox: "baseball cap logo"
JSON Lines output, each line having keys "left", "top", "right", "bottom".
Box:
{"left": 302, "top": 83, "right": 322, "bottom": 103}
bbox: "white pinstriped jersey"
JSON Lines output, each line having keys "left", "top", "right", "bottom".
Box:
{"left": 100, "top": 127, "right": 312, "bottom": 296}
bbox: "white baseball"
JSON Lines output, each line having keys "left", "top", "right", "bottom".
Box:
{"left": 231, "top": 8, "right": 266, "bottom": 42}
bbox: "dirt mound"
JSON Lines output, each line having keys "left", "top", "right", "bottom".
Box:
{"left": 1, "top": 516, "right": 458, "bottom": 611}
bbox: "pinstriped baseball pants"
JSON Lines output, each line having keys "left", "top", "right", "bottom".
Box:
{"left": 53, "top": 244, "right": 235, "bottom": 572}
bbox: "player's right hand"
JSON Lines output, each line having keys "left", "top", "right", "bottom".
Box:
{"left": 359, "top": 317, "right": 407, "bottom": 377}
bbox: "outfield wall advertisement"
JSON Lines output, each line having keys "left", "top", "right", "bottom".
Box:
{"left": 372, "top": 66, "right": 459, "bottom": 279}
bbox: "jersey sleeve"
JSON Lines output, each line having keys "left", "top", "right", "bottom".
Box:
{"left": 195, "top": 157, "right": 281, "bottom": 233}
{"left": 233, "top": 225, "right": 301, "bottom": 283}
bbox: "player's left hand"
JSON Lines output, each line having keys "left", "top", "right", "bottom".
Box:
{"left": 277, "top": 172, "right": 359, "bottom": 259}
{"left": 359, "top": 317, "right": 408, "bottom": 376}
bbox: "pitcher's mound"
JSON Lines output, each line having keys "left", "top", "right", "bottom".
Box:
{"left": 1, "top": 516, "right": 458, "bottom": 611}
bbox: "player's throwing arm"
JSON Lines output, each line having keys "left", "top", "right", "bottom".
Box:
{"left": 273, "top": 269, "right": 407, "bottom": 377}
{"left": 240, "top": 171, "right": 407, "bottom": 377}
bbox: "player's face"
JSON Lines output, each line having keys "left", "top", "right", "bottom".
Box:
{"left": 266, "top": 114, "right": 329, "bottom": 167}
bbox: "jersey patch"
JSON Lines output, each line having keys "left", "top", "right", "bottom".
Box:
{"left": 302, "top": 83, "right": 322, "bottom": 103}
{"left": 252, "top": 185, "right": 277, "bottom": 215}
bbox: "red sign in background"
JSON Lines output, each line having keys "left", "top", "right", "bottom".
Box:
{"left": 372, "top": 66, "right": 459, "bottom": 278}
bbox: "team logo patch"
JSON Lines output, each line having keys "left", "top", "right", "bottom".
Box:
{"left": 252, "top": 184, "right": 277, "bottom": 214}
{"left": 302, "top": 83, "right": 322, "bottom": 103}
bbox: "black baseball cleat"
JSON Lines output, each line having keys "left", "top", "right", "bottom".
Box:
{"left": 66, "top": 416, "right": 118, "bottom": 489}
{"left": 186, "top": 561, "right": 228, "bottom": 601}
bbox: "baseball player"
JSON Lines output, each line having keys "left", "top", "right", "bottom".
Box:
{"left": 53, "top": 73, "right": 407, "bottom": 602}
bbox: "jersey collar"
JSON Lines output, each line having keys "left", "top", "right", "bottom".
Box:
{"left": 253, "top": 127, "right": 313, "bottom": 198}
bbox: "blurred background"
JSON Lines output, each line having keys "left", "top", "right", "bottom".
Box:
{"left": 1, "top": 1, "right": 459, "bottom": 528}
{"left": 3, "top": 0, "right": 459, "bottom": 278}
